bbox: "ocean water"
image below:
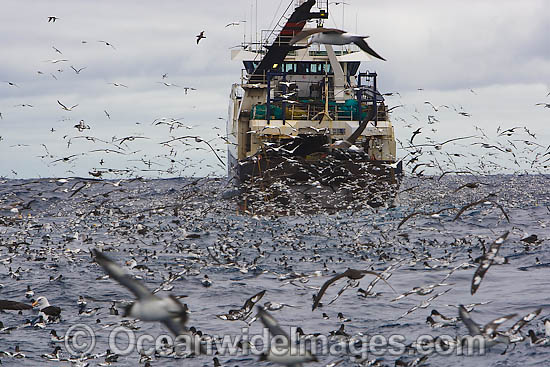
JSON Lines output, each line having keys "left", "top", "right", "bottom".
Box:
{"left": 0, "top": 174, "right": 549, "bottom": 366}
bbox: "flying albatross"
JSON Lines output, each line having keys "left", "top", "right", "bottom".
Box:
{"left": 92, "top": 249, "right": 201, "bottom": 354}
{"left": 290, "top": 27, "right": 386, "bottom": 61}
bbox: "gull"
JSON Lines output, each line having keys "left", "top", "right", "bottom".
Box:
{"left": 183, "top": 87, "right": 197, "bottom": 94}
{"left": 257, "top": 307, "right": 317, "bottom": 366}
{"left": 158, "top": 82, "right": 180, "bottom": 87}
{"left": 52, "top": 46, "right": 62, "bottom": 54}
{"left": 424, "top": 101, "right": 438, "bottom": 112}
{"left": 409, "top": 128, "right": 422, "bottom": 144}
{"left": 92, "top": 250, "right": 200, "bottom": 353}
{"left": 74, "top": 120, "right": 90, "bottom": 132}
{"left": 196, "top": 31, "right": 206, "bottom": 44}
{"left": 471, "top": 231, "right": 509, "bottom": 295}
{"left": 108, "top": 82, "right": 128, "bottom": 88}
{"left": 98, "top": 40, "right": 116, "bottom": 49}
{"left": 387, "top": 104, "right": 404, "bottom": 112}
{"left": 47, "top": 16, "right": 59, "bottom": 22}
{"left": 57, "top": 100, "right": 78, "bottom": 111}
{"left": 45, "top": 59, "right": 68, "bottom": 63}
{"left": 290, "top": 27, "right": 385, "bottom": 61}
{"left": 535, "top": 103, "right": 550, "bottom": 108}
{"left": 225, "top": 21, "right": 246, "bottom": 27}
{"left": 104, "top": 110, "right": 111, "bottom": 119}
{"left": 408, "top": 135, "right": 477, "bottom": 150}
{"left": 70, "top": 66, "right": 86, "bottom": 74}
{"left": 312, "top": 268, "right": 392, "bottom": 311}
{"left": 115, "top": 136, "right": 150, "bottom": 145}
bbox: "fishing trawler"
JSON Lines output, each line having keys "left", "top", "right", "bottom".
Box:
{"left": 226, "top": 0, "right": 402, "bottom": 212}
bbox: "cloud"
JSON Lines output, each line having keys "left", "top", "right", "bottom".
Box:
{"left": 1, "top": 0, "right": 549, "bottom": 178}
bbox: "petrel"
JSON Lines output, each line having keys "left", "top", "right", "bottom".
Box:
{"left": 92, "top": 250, "right": 200, "bottom": 354}
{"left": 458, "top": 305, "right": 517, "bottom": 348}
{"left": 290, "top": 27, "right": 386, "bottom": 61}
{"left": 196, "top": 31, "right": 206, "bottom": 44}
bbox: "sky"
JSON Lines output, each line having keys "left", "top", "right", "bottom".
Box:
{"left": 1, "top": 0, "right": 549, "bottom": 179}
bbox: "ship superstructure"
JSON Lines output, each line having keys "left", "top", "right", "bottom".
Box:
{"left": 226, "top": 0, "right": 401, "bottom": 211}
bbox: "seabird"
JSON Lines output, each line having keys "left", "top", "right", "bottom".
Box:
{"left": 458, "top": 305, "right": 517, "bottom": 349}
{"left": 41, "top": 346, "right": 62, "bottom": 360}
{"left": 50, "top": 330, "right": 64, "bottom": 342}
{"left": 57, "top": 100, "right": 78, "bottom": 111}
{"left": 25, "top": 285, "right": 34, "bottom": 299}
{"left": 0, "top": 321, "right": 17, "bottom": 334}
{"left": 0, "top": 299, "right": 33, "bottom": 311}
{"left": 471, "top": 231, "right": 509, "bottom": 295}
{"left": 216, "top": 290, "right": 265, "bottom": 322}
{"left": 257, "top": 307, "right": 317, "bottom": 366}
{"left": 32, "top": 297, "right": 61, "bottom": 321}
{"left": 290, "top": 27, "right": 385, "bottom": 61}
{"left": 312, "top": 268, "right": 392, "bottom": 311}
{"left": 196, "top": 31, "right": 206, "bottom": 44}
{"left": 47, "top": 16, "right": 59, "bottom": 22}
{"left": 92, "top": 250, "right": 200, "bottom": 354}
{"left": 70, "top": 65, "right": 86, "bottom": 74}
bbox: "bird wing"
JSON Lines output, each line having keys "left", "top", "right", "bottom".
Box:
{"left": 507, "top": 308, "right": 541, "bottom": 334}
{"left": 0, "top": 300, "right": 33, "bottom": 310}
{"left": 57, "top": 100, "right": 68, "bottom": 109}
{"left": 42, "top": 305, "right": 61, "bottom": 316}
{"left": 161, "top": 296, "right": 204, "bottom": 354}
{"left": 470, "top": 257, "right": 491, "bottom": 295}
{"left": 453, "top": 198, "right": 485, "bottom": 221}
{"left": 352, "top": 38, "right": 386, "bottom": 61}
{"left": 243, "top": 290, "right": 266, "bottom": 311}
{"left": 482, "top": 314, "right": 517, "bottom": 336}
{"left": 257, "top": 307, "right": 290, "bottom": 342}
{"left": 289, "top": 27, "right": 345, "bottom": 44}
{"left": 93, "top": 250, "right": 155, "bottom": 300}
{"left": 312, "top": 272, "right": 346, "bottom": 311}
{"left": 459, "top": 305, "right": 482, "bottom": 336}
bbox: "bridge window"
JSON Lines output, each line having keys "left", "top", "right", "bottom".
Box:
{"left": 284, "top": 63, "right": 296, "bottom": 73}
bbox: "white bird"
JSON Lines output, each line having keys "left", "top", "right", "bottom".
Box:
{"left": 32, "top": 296, "right": 61, "bottom": 321}
{"left": 290, "top": 27, "right": 386, "bottom": 61}
{"left": 57, "top": 100, "right": 78, "bottom": 111}
{"left": 92, "top": 250, "right": 201, "bottom": 354}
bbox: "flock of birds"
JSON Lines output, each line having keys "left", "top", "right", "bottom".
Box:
{"left": 0, "top": 170, "right": 548, "bottom": 366}
{"left": 0, "top": 6, "right": 549, "bottom": 367}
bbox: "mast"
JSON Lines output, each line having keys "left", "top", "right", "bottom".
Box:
{"left": 248, "top": 0, "right": 327, "bottom": 84}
